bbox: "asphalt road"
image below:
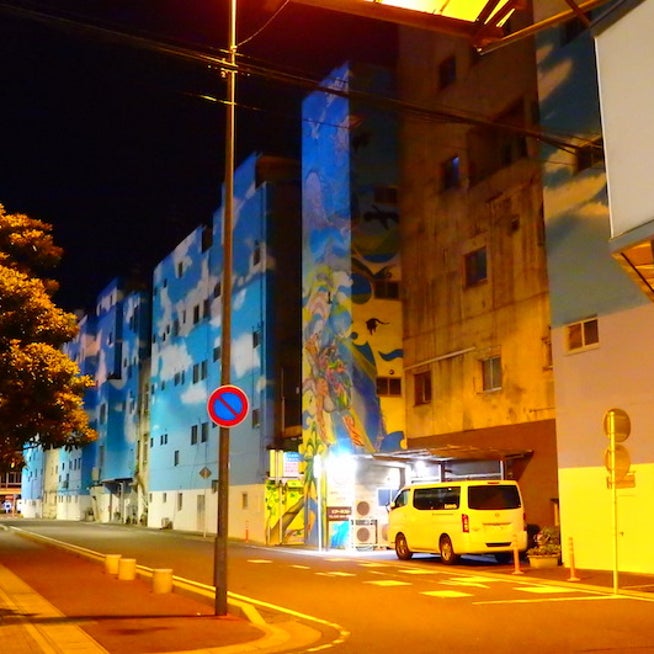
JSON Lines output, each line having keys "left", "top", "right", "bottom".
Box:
{"left": 8, "top": 520, "right": 654, "bottom": 653}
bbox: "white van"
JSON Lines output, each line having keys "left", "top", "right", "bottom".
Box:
{"left": 387, "top": 480, "right": 527, "bottom": 564}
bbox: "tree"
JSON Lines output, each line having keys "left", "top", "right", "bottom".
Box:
{"left": 0, "top": 204, "right": 96, "bottom": 471}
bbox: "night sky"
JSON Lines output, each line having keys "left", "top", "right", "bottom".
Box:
{"left": 0, "top": 0, "right": 396, "bottom": 311}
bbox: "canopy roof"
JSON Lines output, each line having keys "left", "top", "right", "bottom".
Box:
{"left": 289, "top": 0, "right": 615, "bottom": 49}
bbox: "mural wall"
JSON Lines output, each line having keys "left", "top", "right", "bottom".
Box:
{"left": 301, "top": 62, "right": 403, "bottom": 547}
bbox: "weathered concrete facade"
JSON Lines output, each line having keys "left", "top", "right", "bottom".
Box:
{"left": 397, "top": 19, "right": 557, "bottom": 528}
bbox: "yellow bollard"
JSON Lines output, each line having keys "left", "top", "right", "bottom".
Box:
{"left": 105, "top": 554, "right": 121, "bottom": 575}
{"left": 117, "top": 558, "right": 137, "bottom": 581}
{"left": 567, "top": 537, "right": 580, "bottom": 582}
{"left": 152, "top": 568, "right": 173, "bottom": 594}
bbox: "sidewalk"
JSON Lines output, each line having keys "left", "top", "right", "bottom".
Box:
{"left": 0, "top": 527, "right": 315, "bottom": 654}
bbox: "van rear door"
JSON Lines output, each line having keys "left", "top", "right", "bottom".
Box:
{"left": 466, "top": 483, "right": 523, "bottom": 546}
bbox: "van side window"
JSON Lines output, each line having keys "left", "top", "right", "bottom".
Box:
{"left": 392, "top": 489, "right": 410, "bottom": 509}
{"left": 413, "top": 486, "right": 460, "bottom": 510}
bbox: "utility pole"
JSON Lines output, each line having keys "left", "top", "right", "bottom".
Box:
{"left": 214, "top": 0, "right": 237, "bottom": 617}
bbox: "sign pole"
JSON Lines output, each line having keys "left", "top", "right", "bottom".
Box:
{"left": 610, "top": 417, "right": 618, "bottom": 594}
{"left": 214, "top": 0, "right": 237, "bottom": 617}
{"left": 603, "top": 407, "right": 630, "bottom": 596}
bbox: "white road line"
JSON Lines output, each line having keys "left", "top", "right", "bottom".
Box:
{"left": 474, "top": 595, "right": 627, "bottom": 605}
{"left": 364, "top": 580, "right": 412, "bottom": 587}
{"left": 517, "top": 585, "right": 578, "bottom": 594}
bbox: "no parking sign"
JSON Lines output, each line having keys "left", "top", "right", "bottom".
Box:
{"left": 207, "top": 385, "right": 250, "bottom": 428}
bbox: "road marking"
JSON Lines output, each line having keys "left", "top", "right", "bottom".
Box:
{"left": 290, "top": 564, "right": 311, "bottom": 569}
{"left": 445, "top": 575, "right": 510, "bottom": 584}
{"left": 517, "top": 585, "right": 577, "bottom": 594}
{"left": 316, "top": 571, "right": 357, "bottom": 577}
{"left": 358, "top": 562, "right": 389, "bottom": 568}
{"left": 422, "top": 590, "right": 472, "bottom": 598}
{"left": 364, "top": 579, "right": 412, "bottom": 587}
{"left": 439, "top": 579, "right": 490, "bottom": 588}
{"left": 474, "top": 595, "right": 627, "bottom": 605}
{"left": 397, "top": 569, "right": 439, "bottom": 575}
{"left": 246, "top": 558, "right": 273, "bottom": 564}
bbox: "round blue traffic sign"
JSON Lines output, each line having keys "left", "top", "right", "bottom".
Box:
{"left": 207, "top": 385, "right": 250, "bottom": 427}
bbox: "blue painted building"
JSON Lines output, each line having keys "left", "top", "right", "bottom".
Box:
{"left": 147, "top": 153, "right": 301, "bottom": 540}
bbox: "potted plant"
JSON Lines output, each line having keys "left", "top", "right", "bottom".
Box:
{"left": 526, "top": 526, "right": 561, "bottom": 568}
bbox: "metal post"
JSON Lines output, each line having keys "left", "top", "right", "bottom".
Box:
{"left": 610, "top": 422, "right": 618, "bottom": 594}
{"left": 214, "top": 0, "right": 237, "bottom": 617}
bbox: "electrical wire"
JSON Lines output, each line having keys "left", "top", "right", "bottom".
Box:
{"left": 0, "top": 0, "right": 600, "bottom": 154}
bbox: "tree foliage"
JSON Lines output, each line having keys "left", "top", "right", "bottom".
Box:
{"left": 0, "top": 205, "right": 96, "bottom": 470}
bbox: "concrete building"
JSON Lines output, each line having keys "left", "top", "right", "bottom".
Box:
{"left": 148, "top": 152, "right": 301, "bottom": 540}
{"left": 395, "top": 12, "right": 558, "bottom": 529}
{"left": 533, "top": 0, "right": 654, "bottom": 573}
{"left": 300, "top": 62, "right": 405, "bottom": 549}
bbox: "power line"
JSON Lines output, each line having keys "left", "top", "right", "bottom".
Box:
{"left": 0, "top": 0, "right": 599, "bottom": 154}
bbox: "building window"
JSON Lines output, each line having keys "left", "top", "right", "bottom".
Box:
{"left": 177, "top": 492, "right": 183, "bottom": 511}
{"left": 414, "top": 371, "right": 432, "bottom": 405}
{"left": 162, "top": 492, "right": 167, "bottom": 503}
{"left": 253, "top": 241, "right": 261, "bottom": 266}
{"left": 253, "top": 330, "right": 260, "bottom": 348}
{"left": 160, "top": 433, "right": 168, "bottom": 445}
{"left": 201, "top": 422, "right": 209, "bottom": 443}
{"left": 213, "top": 282, "right": 222, "bottom": 298}
{"left": 177, "top": 261, "right": 184, "bottom": 278}
{"left": 482, "top": 356, "right": 502, "bottom": 392}
{"left": 566, "top": 317, "right": 599, "bottom": 352}
{"left": 438, "top": 54, "right": 456, "bottom": 89}
{"left": 442, "top": 155, "right": 460, "bottom": 190}
{"left": 377, "top": 377, "right": 402, "bottom": 396}
{"left": 252, "top": 408, "right": 260, "bottom": 427}
{"left": 191, "top": 425, "right": 198, "bottom": 445}
{"left": 213, "top": 346, "right": 221, "bottom": 362}
{"left": 203, "top": 298, "right": 210, "bottom": 318}
{"left": 576, "top": 137, "right": 604, "bottom": 174}
{"left": 464, "top": 247, "right": 488, "bottom": 286}
{"left": 174, "top": 450, "right": 180, "bottom": 466}
{"left": 468, "top": 100, "right": 528, "bottom": 184}
{"left": 201, "top": 360, "right": 208, "bottom": 379}
{"left": 193, "top": 364, "right": 199, "bottom": 384}
{"left": 242, "top": 492, "right": 249, "bottom": 510}
{"left": 374, "top": 279, "right": 400, "bottom": 300}
{"left": 193, "top": 305, "right": 200, "bottom": 324}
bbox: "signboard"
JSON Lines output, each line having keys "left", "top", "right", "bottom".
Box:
{"left": 207, "top": 385, "right": 250, "bottom": 428}
{"left": 327, "top": 506, "right": 352, "bottom": 521}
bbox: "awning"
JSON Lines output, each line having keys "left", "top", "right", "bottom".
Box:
{"left": 372, "top": 445, "right": 532, "bottom": 464}
{"left": 285, "top": 0, "right": 616, "bottom": 50}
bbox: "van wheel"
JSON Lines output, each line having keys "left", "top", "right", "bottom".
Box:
{"left": 439, "top": 535, "right": 458, "bottom": 565}
{"left": 395, "top": 534, "right": 413, "bottom": 560}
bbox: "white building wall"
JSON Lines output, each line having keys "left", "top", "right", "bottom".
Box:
{"left": 553, "top": 303, "right": 654, "bottom": 573}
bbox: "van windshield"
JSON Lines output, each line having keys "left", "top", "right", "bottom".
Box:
{"left": 467, "top": 485, "right": 521, "bottom": 510}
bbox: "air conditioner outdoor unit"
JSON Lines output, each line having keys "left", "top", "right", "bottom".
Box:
{"left": 353, "top": 518, "right": 377, "bottom": 547}
{"left": 355, "top": 500, "right": 371, "bottom": 518}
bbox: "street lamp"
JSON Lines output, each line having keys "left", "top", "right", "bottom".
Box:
{"left": 214, "top": 0, "right": 237, "bottom": 617}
